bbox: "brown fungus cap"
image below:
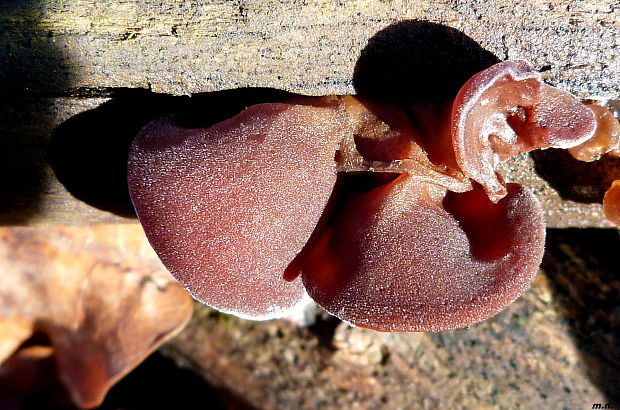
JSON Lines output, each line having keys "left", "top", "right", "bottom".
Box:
{"left": 127, "top": 60, "right": 600, "bottom": 332}
{"left": 300, "top": 176, "right": 544, "bottom": 332}
{"left": 568, "top": 104, "right": 620, "bottom": 162}
{"left": 452, "top": 60, "right": 596, "bottom": 202}
{"left": 603, "top": 180, "right": 620, "bottom": 226}
{"left": 129, "top": 103, "right": 348, "bottom": 319}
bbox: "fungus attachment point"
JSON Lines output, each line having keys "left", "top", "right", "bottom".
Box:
{"left": 339, "top": 95, "right": 472, "bottom": 193}
{"left": 128, "top": 59, "right": 598, "bottom": 332}
{"left": 300, "top": 176, "right": 545, "bottom": 332}
{"left": 452, "top": 60, "right": 596, "bottom": 202}
{"left": 129, "top": 103, "right": 348, "bottom": 319}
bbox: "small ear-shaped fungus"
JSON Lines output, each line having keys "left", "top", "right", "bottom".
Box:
{"left": 452, "top": 60, "right": 596, "bottom": 202}
{"left": 568, "top": 103, "right": 620, "bottom": 162}
{"left": 603, "top": 180, "right": 620, "bottom": 225}
{"left": 129, "top": 60, "right": 599, "bottom": 332}
{"left": 129, "top": 103, "right": 348, "bottom": 319}
{"left": 566, "top": 102, "right": 620, "bottom": 226}
{"left": 300, "top": 176, "right": 544, "bottom": 332}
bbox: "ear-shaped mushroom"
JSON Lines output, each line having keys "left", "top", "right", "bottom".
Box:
{"left": 603, "top": 180, "right": 620, "bottom": 225}
{"left": 128, "top": 60, "right": 591, "bottom": 332}
{"left": 452, "top": 60, "right": 596, "bottom": 202}
{"left": 128, "top": 103, "right": 348, "bottom": 319}
{"left": 568, "top": 103, "right": 620, "bottom": 161}
{"left": 300, "top": 175, "right": 545, "bottom": 332}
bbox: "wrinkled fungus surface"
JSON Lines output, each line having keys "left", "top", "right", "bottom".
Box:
{"left": 128, "top": 60, "right": 615, "bottom": 332}
{"left": 452, "top": 60, "right": 596, "bottom": 202}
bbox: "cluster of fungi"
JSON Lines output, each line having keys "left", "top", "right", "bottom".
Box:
{"left": 128, "top": 61, "right": 620, "bottom": 332}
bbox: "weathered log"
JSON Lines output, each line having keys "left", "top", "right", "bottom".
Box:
{"left": 0, "top": 1, "right": 618, "bottom": 227}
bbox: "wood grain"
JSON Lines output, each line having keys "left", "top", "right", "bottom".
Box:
{"left": 0, "top": 0, "right": 618, "bottom": 226}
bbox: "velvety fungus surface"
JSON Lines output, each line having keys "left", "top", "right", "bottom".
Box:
{"left": 128, "top": 60, "right": 616, "bottom": 331}
{"left": 452, "top": 61, "right": 596, "bottom": 202}
{"left": 129, "top": 103, "right": 347, "bottom": 319}
{"left": 300, "top": 177, "right": 544, "bottom": 332}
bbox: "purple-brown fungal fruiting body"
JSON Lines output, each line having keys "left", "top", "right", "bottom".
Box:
{"left": 128, "top": 60, "right": 611, "bottom": 332}
{"left": 128, "top": 103, "right": 347, "bottom": 319}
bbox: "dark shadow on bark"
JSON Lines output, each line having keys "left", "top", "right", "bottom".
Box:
{"left": 353, "top": 19, "right": 500, "bottom": 102}
{"left": 48, "top": 90, "right": 186, "bottom": 218}
{"left": 307, "top": 311, "right": 345, "bottom": 354}
{"left": 0, "top": 1, "right": 74, "bottom": 225}
{"left": 48, "top": 88, "right": 294, "bottom": 218}
{"left": 542, "top": 228, "right": 620, "bottom": 402}
{"left": 531, "top": 149, "right": 620, "bottom": 204}
{"left": 48, "top": 19, "right": 500, "bottom": 220}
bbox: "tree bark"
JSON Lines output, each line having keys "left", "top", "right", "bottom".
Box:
{"left": 1, "top": 0, "right": 618, "bottom": 226}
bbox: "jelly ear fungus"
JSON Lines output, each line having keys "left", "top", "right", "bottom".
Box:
{"left": 128, "top": 60, "right": 609, "bottom": 332}
{"left": 300, "top": 177, "right": 545, "bottom": 332}
{"left": 452, "top": 60, "right": 596, "bottom": 202}
{"left": 128, "top": 102, "right": 348, "bottom": 319}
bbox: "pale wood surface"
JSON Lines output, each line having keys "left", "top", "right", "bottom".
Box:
{"left": 0, "top": 0, "right": 618, "bottom": 226}
{"left": 2, "top": 0, "right": 619, "bottom": 96}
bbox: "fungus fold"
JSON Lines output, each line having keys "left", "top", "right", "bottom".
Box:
{"left": 452, "top": 61, "right": 596, "bottom": 202}
{"left": 128, "top": 60, "right": 615, "bottom": 332}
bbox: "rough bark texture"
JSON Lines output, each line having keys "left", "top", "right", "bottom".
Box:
{"left": 1, "top": 0, "right": 618, "bottom": 96}
{"left": 0, "top": 0, "right": 619, "bottom": 226}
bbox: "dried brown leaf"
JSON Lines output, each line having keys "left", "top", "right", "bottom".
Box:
{"left": 0, "top": 225, "right": 193, "bottom": 408}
